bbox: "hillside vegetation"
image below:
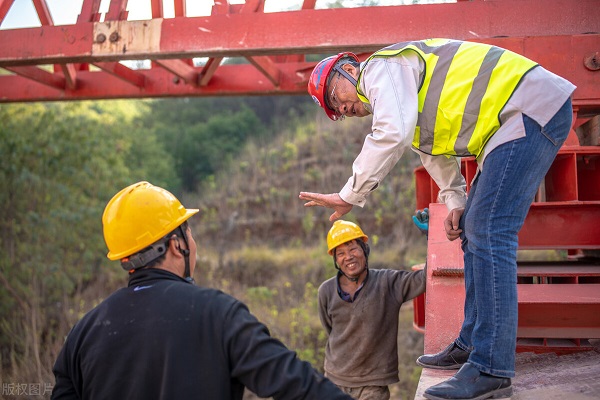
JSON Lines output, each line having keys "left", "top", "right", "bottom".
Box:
{"left": 0, "top": 99, "right": 427, "bottom": 399}
{"left": 189, "top": 111, "right": 428, "bottom": 399}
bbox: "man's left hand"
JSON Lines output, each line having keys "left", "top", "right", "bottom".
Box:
{"left": 298, "top": 192, "right": 353, "bottom": 221}
{"left": 444, "top": 207, "right": 464, "bottom": 241}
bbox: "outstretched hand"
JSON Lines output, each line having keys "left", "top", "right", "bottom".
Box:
{"left": 298, "top": 192, "right": 353, "bottom": 221}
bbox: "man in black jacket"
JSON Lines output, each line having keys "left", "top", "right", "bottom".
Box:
{"left": 52, "top": 181, "right": 351, "bottom": 400}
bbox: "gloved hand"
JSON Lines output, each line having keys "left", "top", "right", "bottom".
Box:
{"left": 412, "top": 208, "right": 429, "bottom": 235}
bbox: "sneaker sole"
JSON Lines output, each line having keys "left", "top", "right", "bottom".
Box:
{"left": 424, "top": 386, "right": 513, "bottom": 400}
{"left": 416, "top": 359, "right": 464, "bottom": 370}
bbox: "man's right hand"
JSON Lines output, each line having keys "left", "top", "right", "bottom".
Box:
{"left": 444, "top": 207, "right": 464, "bottom": 241}
{"left": 298, "top": 192, "right": 353, "bottom": 221}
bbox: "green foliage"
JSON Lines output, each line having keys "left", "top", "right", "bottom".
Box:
{"left": 0, "top": 96, "right": 427, "bottom": 397}
{"left": 0, "top": 100, "right": 176, "bottom": 382}
{"left": 142, "top": 96, "right": 314, "bottom": 191}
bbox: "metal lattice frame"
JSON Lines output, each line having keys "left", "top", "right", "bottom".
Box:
{"left": 0, "top": 0, "right": 598, "bottom": 113}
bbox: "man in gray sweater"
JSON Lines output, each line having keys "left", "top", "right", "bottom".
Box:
{"left": 318, "top": 220, "right": 426, "bottom": 400}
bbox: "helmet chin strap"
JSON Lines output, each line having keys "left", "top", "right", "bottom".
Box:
{"left": 336, "top": 265, "right": 360, "bottom": 283}
{"left": 121, "top": 223, "right": 194, "bottom": 283}
{"left": 332, "top": 64, "right": 358, "bottom": 87}
{"left": 177, "top": 225, "right": 194, "bottom": 284}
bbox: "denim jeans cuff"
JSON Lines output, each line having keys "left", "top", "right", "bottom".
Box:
{"left": 455, "top": 338, "right": 473, "bottom": 352}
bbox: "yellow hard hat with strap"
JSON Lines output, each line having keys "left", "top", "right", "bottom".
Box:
{"left": 326, "top": 220, "right": 368, "bottom": 255}
{"left": 102, "top": 181, "right": 199, "bottom": 261}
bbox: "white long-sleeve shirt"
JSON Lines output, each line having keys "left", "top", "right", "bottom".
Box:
{"left": 339, "top": 52, "right": 576, "bottom": 211}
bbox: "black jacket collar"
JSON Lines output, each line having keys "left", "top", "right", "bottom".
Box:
{"left": 127, "top": 268, "right": 191, "bottom": 287}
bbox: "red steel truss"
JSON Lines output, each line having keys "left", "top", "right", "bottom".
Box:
{"left": 0, "top": 0, "right": 598, "bottom": 114}
{"left": 413, "top": 131, "right": 600, "bottom": 356}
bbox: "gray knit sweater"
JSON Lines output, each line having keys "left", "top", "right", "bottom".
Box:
{"left": 318, "top": 268, "right": 426, "bottom": 387}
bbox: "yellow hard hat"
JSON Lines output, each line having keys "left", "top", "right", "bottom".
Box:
{"left": 102, "top": 181, "right": 199, "bottom": 260}
{"left": 327, "top": 220, "right": 368, "bottom": 255}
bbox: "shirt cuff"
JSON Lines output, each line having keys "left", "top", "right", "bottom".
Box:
{"left": 444, "top": 196, "right": 467, "bottom": 212}
{"left": 339, "top": 184, "right": 367, "bottom": 207}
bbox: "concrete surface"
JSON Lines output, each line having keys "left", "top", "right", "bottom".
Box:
{"left": 414, "top": 342, "right": 600, "bottom": 400}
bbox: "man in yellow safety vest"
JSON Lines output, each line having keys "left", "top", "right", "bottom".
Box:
{"left": 301, "top": 38, "right": 575, "bottom": 400}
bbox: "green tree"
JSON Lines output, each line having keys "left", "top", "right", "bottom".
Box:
{"left": 0, "top": 100, "right": 176, "bottom": 384}
{"left": 150, "top": 103, "right": 265, "bottom": 191}
{"left": 142, "top": 96, "right": 314, "bottom": 191}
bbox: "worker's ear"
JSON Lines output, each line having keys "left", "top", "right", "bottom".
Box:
{"left": 342, "top": 62, "right": 358, "bottom": 78}
{"left": 167, "top": 235, "right": 182, "bottom": 257}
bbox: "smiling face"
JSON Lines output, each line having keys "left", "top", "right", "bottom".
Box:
{"left": 327, "top": 65, "right": 371, "bottom": 119}
{"left": 334, "top": 239, "right": 367, "bottom": 280}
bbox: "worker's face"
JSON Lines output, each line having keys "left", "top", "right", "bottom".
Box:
{"left": 335, "top": 240, "right": 367, "bottom": 279}
{"left": 327, "top": 67, "right": 370, "bottom": 119}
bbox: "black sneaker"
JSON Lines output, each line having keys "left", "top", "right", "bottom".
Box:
{"left": 416, "top": 340, "right": 470, "bottom": 370}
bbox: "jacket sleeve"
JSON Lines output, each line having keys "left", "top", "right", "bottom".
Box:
{"left": 318, "top": 282, "right": 332, "bottom": 335}
{"left": 339, "top": 56, "right": 421, "bottom": 207}
{"left": 222, "top": 298, "right": 351, "bottom": 400}
{"left": 414, "top": 149, "right": 467, "bottom": 211}
{"left": 51, "top": 336, "right": 80, "bottom": 400}
{"left": 390, "top": 266, "right": 427, "bottom": 304}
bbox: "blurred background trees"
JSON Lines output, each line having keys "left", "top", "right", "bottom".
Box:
{"left": 0, "top": 96, "right": 426, "bottom": 399}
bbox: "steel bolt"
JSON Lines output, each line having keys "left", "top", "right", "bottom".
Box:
{"left": 109, "top": 32, "right": 120, "bottom": 43}
{"left": 96, "top": 33, "right": 106, "bottom": 44}
{"left": 584, "top": 52, "right": 600, "bottom": 71}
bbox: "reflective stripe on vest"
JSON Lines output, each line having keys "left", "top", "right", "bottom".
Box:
{"left": 356, "top": 39, "right": 538, "bottom": 157}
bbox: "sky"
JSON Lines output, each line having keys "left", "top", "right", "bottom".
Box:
{"left": 0, "top": 0, "right": 452, "bottom": 29}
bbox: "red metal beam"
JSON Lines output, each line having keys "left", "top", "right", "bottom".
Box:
{"left": 301, "top": 0, "right": 316, "bottom": 10}
{"left": 198, "top": 57, "right": 223, "bottom": 87}
{"left": 31, "top": 0, "right": 53, "bottom": 25}
{"left": 517, "top": 285, "right": 600, "bottom": 339}
{"left": 0, "top": 63, "right": 305, "bottom": 102}
{"left": 92, "top": 62, "right": 146, "bottom": 87}
{"left": 154, "top": 59, "right": 198, "bottom": 85}
{"left": 519, "top": 203, "right": 600, "bottom": 249}
{"left": 58, "top": 63, "right": 77, "bottom": 89}
{"left": 173, "top": 0, "right": 184, "bottom": 17}
{"left": 0, "top": 0, "right": 598, "bottom": 103}
{"left": 2, "top": 66, "right": 65, "bottom": 90}
{"left": 421, "top": 204, "right": 600, "bottom": 353}
{"left": 78, "top": 0, "right": 102, "bottom": 23}
{"left": 422, "top": 204, "right": 466, "bottom": 354}
{"left": 105, "top": 0, "right": 128, "bottom": 21}
{"left": 0, "top": 0, "right": 15, "bottom": 25}
{"left": 240, "top": 0, "right": 264, "bottom": 13}
{"left": 0, "top": 36, "right": 598, "bottom": 104}
{"left": 1, "top": 1, "right": 598, "bottom": 65}
{"left": 246, "top": 56, "right": 281, "bottom": 87}
{"left": 151, "top": 0, "right": 163, "bottom": 18}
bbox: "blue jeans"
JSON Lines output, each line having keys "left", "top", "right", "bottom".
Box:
{"left": 455, "top": 99, "right": 572, "bottom": 378}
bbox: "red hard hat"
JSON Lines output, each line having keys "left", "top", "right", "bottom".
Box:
{"left": 308, "top": 52, "right": 359, "bottom": 121}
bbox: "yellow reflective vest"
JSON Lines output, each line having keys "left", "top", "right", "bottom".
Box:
{"left": 356, "top": 39, "right": 538, "bottom": 157}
